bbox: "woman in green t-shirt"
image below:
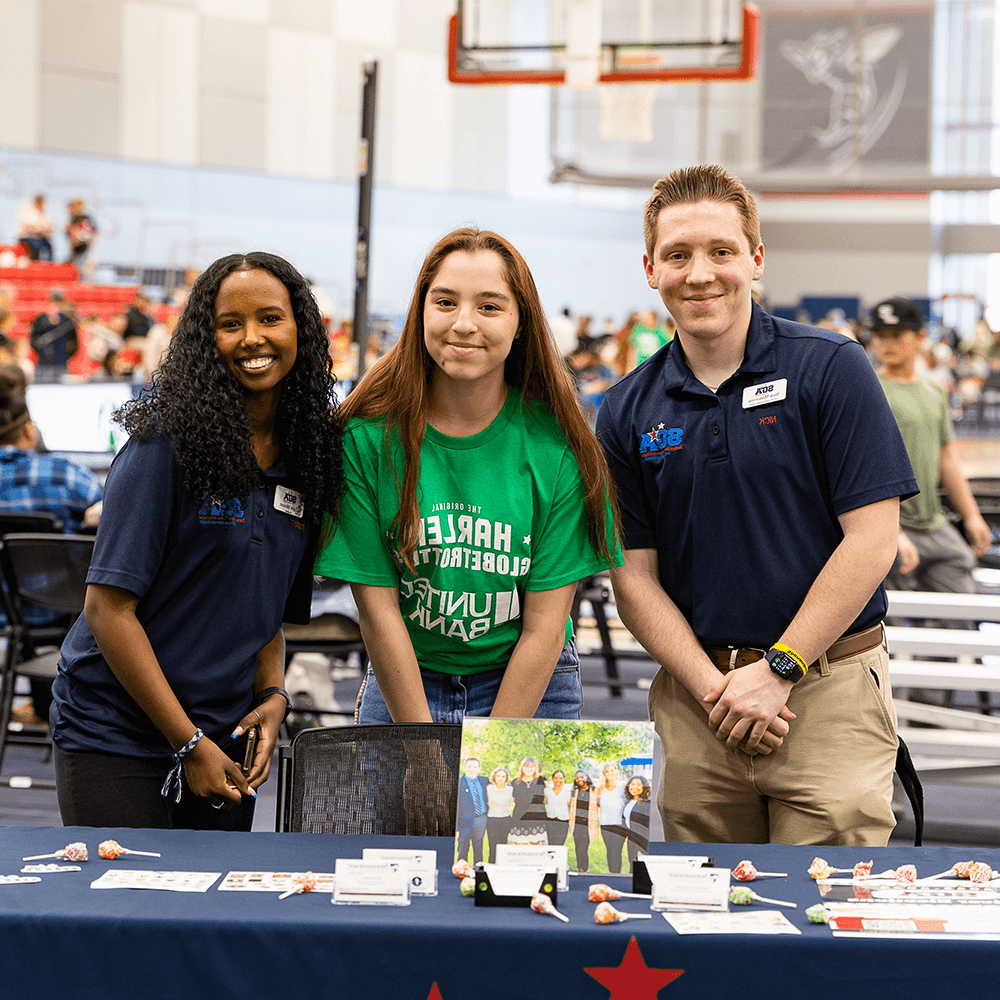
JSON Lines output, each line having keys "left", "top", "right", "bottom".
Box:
{"left": 316, "top": 228, "right": 620, "bottom": 723}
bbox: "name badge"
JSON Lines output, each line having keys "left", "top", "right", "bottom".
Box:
{"left": 651, "top": 868, "right": 731, "bottom": 912}
{"left": 332, "top": 859, "right": 410, "bottom": 906}
{"left": 742, "top": 378, "right": 787, "bottom": 409}
{"left": 274, "top": 485, "right": 304, "bottom": 518}
{"left": 362, "top": 848, "right": 438, "bottom": 896}
{"left": 495, "top": 844, "right": 569, "bottom": 891}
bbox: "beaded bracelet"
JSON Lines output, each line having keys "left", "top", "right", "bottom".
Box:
{"left": 160, "top": 729, "right": 204, "bottom": 804}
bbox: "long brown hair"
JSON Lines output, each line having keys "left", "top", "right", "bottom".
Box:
{"left": 340, "top": 227, "right": 617, "bottom": 572}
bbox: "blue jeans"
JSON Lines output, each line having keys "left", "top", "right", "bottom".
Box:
{"left": 356, "top": 639, "right": 583, "bottom": 723}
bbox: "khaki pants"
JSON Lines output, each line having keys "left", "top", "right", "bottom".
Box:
{"left": 649, "top": 642, "right": 898, "bottom": 846}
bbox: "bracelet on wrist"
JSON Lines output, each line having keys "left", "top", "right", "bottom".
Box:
{"left": 769, "top": 642, "right": 808, "bottom": 673}
{"left": 161, "top": 728, "right": 204, "bottom": 804}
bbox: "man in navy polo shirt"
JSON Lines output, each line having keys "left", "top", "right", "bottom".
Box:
{"left": 597, "top": 164, "right": 917, "bottom": 845}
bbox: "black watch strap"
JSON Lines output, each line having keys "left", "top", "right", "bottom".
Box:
{"left": 254, "top": 686, "right": 292, "bottom": 721}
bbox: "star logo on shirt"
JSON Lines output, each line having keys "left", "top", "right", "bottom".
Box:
{"left": 585, "top": 936, "right": 684, "bottom": 999}
{"left": 657, "top": 423, "right": 665, "bottom": 430}
{"left": 523, "top": 535, "right": 531, "bottom": 546}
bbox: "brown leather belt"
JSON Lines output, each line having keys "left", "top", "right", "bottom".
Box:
{"left": 704, "top": 623, "right": 884, "bottom": 671}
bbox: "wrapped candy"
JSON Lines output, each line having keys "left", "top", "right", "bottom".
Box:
{"left": 852, "top": 860, "right": 873, "bottom": 879}
{"left": 853, "top": 885, "right": 874, "bottom": 901}
{"left": 593, "top": 901, "right": 653, "bottom": 924}
{"left": 22, "top": 842, "right": 88, "bottom": 862}
{"left": 460, "top": 876, "right": 476, "bottom": 897}
{"left": 968, "top": 862, "right": 993, "bottom": 884}
{"left": 98, "top": 840, "right": 161, "bottom": 860}
{"left": 807, "top": 857, "right": 848, "bottom": 880}
{"left": 805, "top": 904, "right": 829, "bottom": 924}
{"left": 530, "top": 892, "right": 569, "bottom": 923}
{"left": 895, "top": 865, "right": 917, "bottom": 884}
{"left": 952, "top": 860, "right": 975, "bottom": 879}
{"left": 278, "top": 871, "right": 318, "bottom": 900}
{"left": 587, "top": 883, "right": 651, "bottom": 902}
{"left": 732, "top": 860, "right": 788, "bottom": 882}
{"left": 452, "top": 859, "right": 474, "bottom": 879}
{"left": 730, "top": 886, "right": 797, "bottom": 908}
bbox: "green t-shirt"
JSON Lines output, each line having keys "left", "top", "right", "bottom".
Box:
{"left": 315, "top": 389, "right": 619, "bottom": 675}
{"left": 879, "top": 375, "right": 950, "bottom": 531}
{"left": 632, "top": 322, "right": 672, "bottom": 366}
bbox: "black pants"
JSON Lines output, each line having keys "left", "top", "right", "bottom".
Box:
{"left": 546, "top": 819, "right": 568, "bottom": 848}
{"left": 572, "top": 822, "right": 591, "bottom": 871}
{"left": 486, "top": 816, "right": 511, "bottom": 863}
{"left": 53, "top": 735, "right": 256, "bottom": 831}
{"left": 601, "top": 824, "right": 627, "bottom": 874}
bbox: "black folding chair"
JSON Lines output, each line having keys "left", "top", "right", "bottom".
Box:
{"left": 0, "top": 533, "right": 94, "bottom": 787}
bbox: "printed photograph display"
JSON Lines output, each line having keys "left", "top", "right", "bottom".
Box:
{"left": 455, "top": 718, "right": 655, "bottom": 876}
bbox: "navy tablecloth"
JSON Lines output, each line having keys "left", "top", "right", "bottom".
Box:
{"left": 1, "top": 827, "right": 997, "bottom": 1000}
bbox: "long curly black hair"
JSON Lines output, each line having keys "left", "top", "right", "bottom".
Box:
{"left": 114, "top": 252, "right": 342, "bottom": 533}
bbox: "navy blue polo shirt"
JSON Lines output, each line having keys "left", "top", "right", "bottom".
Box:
{"left": 51, "top": 433, "right": 315, "bottom": 759}
{"left": 597, "top": 304, "right": 917, "bottom": 649}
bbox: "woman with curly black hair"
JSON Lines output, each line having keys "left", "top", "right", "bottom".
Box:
{"left": 51, "top": 252, "right": 342, "bottom": 830}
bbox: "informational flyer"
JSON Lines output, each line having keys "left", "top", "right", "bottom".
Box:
{"left": 663, "top": 910, "right": 801, "bottom": 935}
{"left": 90, "top": 870, "right": 221, "bottom": 892}
{"left": 218, "top": 871, "right": 335, "bottom": 894}
{"left": 817, "top": 881, "right": 1000, "bottom": 939}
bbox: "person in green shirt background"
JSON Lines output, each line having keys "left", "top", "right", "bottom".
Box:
{"left": 315, "top": 227, "right": 620, "bottom": 724}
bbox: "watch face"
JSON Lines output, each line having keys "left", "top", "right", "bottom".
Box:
{"left": 766, "top": 649, "right": 802, "bottom": 682}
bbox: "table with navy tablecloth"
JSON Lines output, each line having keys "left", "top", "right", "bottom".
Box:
{"left": 1, "top": 826, "right": 997, "bottom": 1000}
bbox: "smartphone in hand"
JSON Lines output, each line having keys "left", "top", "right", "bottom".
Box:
{"left": 242, "top": 724, "right": 260, "bottom": 777}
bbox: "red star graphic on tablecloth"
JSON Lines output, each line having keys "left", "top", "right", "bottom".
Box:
{"left": 426, "top": 984, "right": 443, "bottom": 1000}
{"left": 584, "top": 936, "right": 684, "bottom": 999}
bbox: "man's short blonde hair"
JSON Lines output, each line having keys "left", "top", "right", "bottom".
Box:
{"left": 643, "top": 164, "right": 761, "bottom": 259}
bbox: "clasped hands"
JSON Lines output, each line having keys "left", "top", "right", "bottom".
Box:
{"left": 181, "top": 697, "right": 284, "bottom": 809}
{"left": 701, "top": 659, "right": 796, "bottom": 754}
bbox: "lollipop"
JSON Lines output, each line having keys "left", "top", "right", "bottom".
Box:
{"left": 732, "top": 860, "right": 788, "bottom": 882}
{"left": 460, "top": 876, "right": 476, "bottom": 897}
{"left": 852, "top": 860, "right": 873, "bottom": 879}
{"left": 452, "top": 859, "right": 474, "bottom": 879}
{"left": 952, "top": 860, "right": 976, "bottom": 879}
{"left": 22, "top": 842, "right": 88, "bottom": 862}
{"left": 805, "top": 904, "right": 829, "bottom": 924}
{"left": 730, "top": 886, "right": 797, "bottom": 908}
{"left": 588, "top": 883, "right": 652, "bottom": 902}
{"left": 594, "top": 901, "right": 653, "bottom": 924}
{"left": 530, "top": 892, "right": 569, "bottom": 923}
{"left": 98, "top": 840, "right": 161, "bottom": 860}
{"left": 808, "top": 857, "right": 849, "bottom": 880}
{"left": 894, "top": 865, "right": 917, "bottom": 884}
{"left": 278, "top": 871, "right": 318, "bottom": 900}
{"left": 968, "top": 862, "right": 993, "bottom": 884}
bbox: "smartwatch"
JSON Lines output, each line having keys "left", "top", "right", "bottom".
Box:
{"left": 765, "top": 647, "right": 805, "bottom": 683}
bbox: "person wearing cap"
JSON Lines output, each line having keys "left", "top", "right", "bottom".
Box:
{"left": 597, "top": 164, "right": 918, "bottom": 846}
{"left": 870, "top": 297, "right": 992, "bottom": 594}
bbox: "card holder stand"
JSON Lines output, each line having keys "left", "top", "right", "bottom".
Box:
{"left": 632, "top": 856, "right": 715, "bottom": 896}
{"left": 473, "top": 864, "right": 558, "bottom": 908}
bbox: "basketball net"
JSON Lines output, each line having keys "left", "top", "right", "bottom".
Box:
{"left": 598, "top": 84, "right": 658, "bottom": 142}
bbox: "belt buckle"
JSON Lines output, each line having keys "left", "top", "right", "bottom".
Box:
{"left": 728, "top": 648, "right": 740, "bottom": 670}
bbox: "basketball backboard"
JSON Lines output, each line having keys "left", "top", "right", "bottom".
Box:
{"left": 448, "top": 0, "right": 759, "bottom": 86}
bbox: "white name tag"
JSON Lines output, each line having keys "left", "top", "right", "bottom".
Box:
{"left": 362, "top": 849, "right": 438, "bottom": 896}
{"left": 332, "top": 859, "right": 410, "bottom": 906}
{"left": 651, "top": 868, "right": 731, "bottom": 912}
{"left": 742, "top": 378, "right": 787, "bottom": 409}
{"left": 495, "top": 844, "right": 569, "bottom": 891}
{"left": 274, "top": 485, "right": 304, "bottom": 518}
